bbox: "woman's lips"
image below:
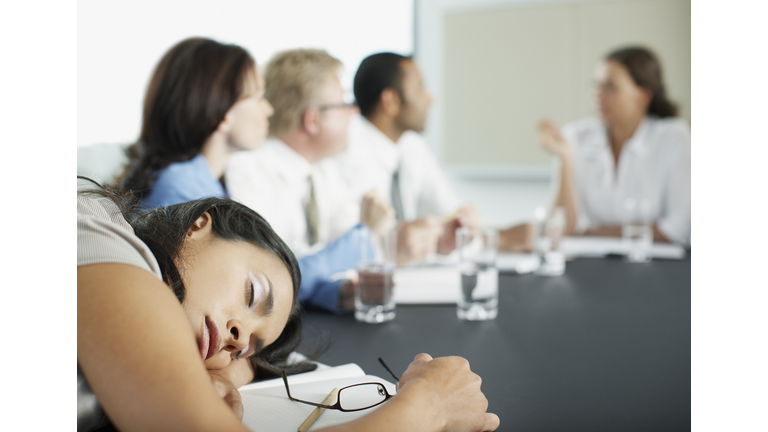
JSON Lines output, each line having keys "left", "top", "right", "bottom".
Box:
{"left": 204, "top": 316, "right": 221, "bottom": 361}
{"left": 199, "top": 319, "right": 209, "bottom": 360}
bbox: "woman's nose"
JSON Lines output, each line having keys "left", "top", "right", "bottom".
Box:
{"left": 224, "top": 320, "right": 249, "bottom": 352}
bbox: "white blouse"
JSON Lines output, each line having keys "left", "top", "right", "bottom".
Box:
{"left": 556, "top": 116, "right": 691, "bottom": 246}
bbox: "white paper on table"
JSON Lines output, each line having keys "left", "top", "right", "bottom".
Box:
{"left": 558, "top": 236, "right": 686, "bottom": 259}
{"left": 496, "top": 253, "right": 541, "bottom": 273}
{"left": 392, "top": 266, "right": 461, "bottom": 304}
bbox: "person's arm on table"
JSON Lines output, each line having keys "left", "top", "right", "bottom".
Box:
{"left": 499, "top": 223, "right": 534, "bottom": 252}
{"left": 582, "top": 224, "right": 670, "bottom": 242}
{"left": 297, "top": 225, "right": 374, "bottom": 313}
{"left": 397, "top": 216, "right": 443, "bottom": 266}
{"left": 78, "top": 263, "right": 251, "bottom": 432}
{"left": 315, "top": 354, "right": 499, "bottom": 432}
{"left": 437, "top": 204, "right": 482, "bottom": 255}
{"left": 539, "top": 119, "right": 580, "bottom": 236}
{"left": 655, "top": 123, "right": 691, "bottom": 246}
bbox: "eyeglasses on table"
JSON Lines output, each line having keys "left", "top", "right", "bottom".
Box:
{"left": 281, "top": 357, "right": 401, "bottom": 412}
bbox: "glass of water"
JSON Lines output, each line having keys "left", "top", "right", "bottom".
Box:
{"left": 355, "top": 227, "right": 397, "bottom": 323}
{"left": 622, "top": 197, "right": 652, "bottom": 263}
{"left": 536, "top": 207, "right": 566, "bottom": 276}
{"left": 456, "top": 227, "right": 498, "bottom": 321}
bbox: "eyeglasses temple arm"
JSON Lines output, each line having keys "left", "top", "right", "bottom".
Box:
{"left": 378, "top": 357, "right": 401, "bottom": 385}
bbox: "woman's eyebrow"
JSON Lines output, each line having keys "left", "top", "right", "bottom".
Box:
{"left": 263, "top": 275, "right": 275, "bottom": 316}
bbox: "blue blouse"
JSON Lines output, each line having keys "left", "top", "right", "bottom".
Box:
{"left": 141, "top": 154, "right": 226, "bottom": 210}
{"left": 140, "top": 154, "right": 364, "bottom": 313}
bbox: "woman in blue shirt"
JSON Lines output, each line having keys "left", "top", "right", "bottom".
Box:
{"left": 117, "top": 37, "right": 273, "bottom": 208}
{"left": 116, "top": 37, "right": 368, "bottom": 313}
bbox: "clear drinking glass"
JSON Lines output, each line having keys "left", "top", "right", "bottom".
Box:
{"left": 456, "top": 227, "right": 499, "bottom": 321}
{"left": 536, "top": 207, "right": 566, "bottom": 276}
{"left": 355, "top": 227, "right": 397, "bottom": 323}
{"left": 622, "top": 197, "right": 652, "bottom": 263}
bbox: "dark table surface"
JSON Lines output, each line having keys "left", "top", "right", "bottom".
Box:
{"left": 299, "top": 255, "right": 691, "bottom": 432}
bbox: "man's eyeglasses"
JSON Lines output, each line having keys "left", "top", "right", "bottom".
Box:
{"left": 282, "top": 358, "right": 401, "bottom": 412}
{"left": 315, "top": 102, "right": 357, "bottom": 111}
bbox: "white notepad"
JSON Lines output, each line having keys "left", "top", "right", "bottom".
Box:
{"left": 239, "top": 364, "right": 396, "bottom": 432}
{"left": 558, "top": 237, "right": 686, "bottom": 259}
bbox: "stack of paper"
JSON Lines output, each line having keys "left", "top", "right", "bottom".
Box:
{"left": 392, "top": 266, "right": 460, "bottom": 304}
{"left": 559, "top": 237, "right": 686, "bottom": 259}
{"left": 392, "top": 254, "right": 540, "bottom": 305}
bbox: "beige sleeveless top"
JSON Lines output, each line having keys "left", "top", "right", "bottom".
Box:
{"left": 77, "top": 194, "right": 162, "bottom": 279}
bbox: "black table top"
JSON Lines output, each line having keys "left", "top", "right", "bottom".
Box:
{"left": 299, "top": 255, "right": 691, "bottom": 432}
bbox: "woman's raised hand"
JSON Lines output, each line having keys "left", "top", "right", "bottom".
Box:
{"left": 399, "top": 353, "right": 500, "bottom": 432}
{"left": 538, "top": 119, "right": 571, "bottom": 159}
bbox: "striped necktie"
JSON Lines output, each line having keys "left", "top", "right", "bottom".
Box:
{"left": 306, "top": 175, "right": 319, "bottom": 246}
{"left": 391, "top": 164, "right": 405, "bottom": 221}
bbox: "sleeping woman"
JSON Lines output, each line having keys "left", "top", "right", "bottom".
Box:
{"left": 77, "top": 182, "right": 499, "bottom": 432}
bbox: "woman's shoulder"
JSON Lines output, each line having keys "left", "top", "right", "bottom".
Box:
{"left": 158, "top": 155, "right": 207, "bottom": 180}
{"left": 644, "top": 116, "right": 691, "bottom": 148}
{"left": 78, "top": 194, "right": 162, "bottom": 278}
{"left": 77, "top": 194, "right": 130, "bottom": 228}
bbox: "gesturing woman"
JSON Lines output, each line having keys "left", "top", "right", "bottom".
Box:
{"left": 539, "top": 46, "right": 691, "bottom": 246}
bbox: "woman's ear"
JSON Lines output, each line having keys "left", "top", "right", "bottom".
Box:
{"left": 640, "top": 87, "right": 654, "bottom": 109}
{"left": 186, "top": 212, "right": 213, "bottom": 240}
{"left": 216, "top": 109, "right": 235, "bottom": 135}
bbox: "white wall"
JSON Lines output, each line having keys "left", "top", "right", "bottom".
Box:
{"left": 78, "top": 0, "right": 414, "bottom": 147}
{"left": 416, "top": 0, "right": 691, "bottom": 178}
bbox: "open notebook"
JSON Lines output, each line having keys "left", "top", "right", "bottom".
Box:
{"left": 239, "top": 364, "right": 396, "bottom": 432}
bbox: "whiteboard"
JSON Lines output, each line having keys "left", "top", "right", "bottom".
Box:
{"left": 417, "top": 0, "right": 691, "bottom": 173}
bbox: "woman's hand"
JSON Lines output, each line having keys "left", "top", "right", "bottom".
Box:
{"left": 538, "top": 119, "right": 571, "bottom": 159}
{"left": 399, "top": 353, "right": 500, "bottom": 432}
{"left": 208, "top": 371, "right": 244, "bottom": 421}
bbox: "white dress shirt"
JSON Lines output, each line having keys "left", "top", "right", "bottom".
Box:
{"left": 332, "top": 115, "right": 461, "bottom": 221}
{"left": 556, "top": 116, "right": 691, "bottom": 246}
{"left": 225, "top": 138, "right": 360, "bottom": 257}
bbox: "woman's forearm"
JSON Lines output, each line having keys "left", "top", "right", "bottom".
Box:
{"left": 582, "top": 224, "right": 671, "bottom": 243}
{"left": 316, "top": 355, "right": 498, "bottom": 432}
{"left": 555, "top": 155, "right": 579, "bottom": 236}
{"left": 78, "top": 264, "right": 251, "bottom": 432}
{"left": 315, "top": 389, "right": 443, "bottom": 432}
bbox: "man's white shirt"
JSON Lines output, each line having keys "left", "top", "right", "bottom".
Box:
{"left": 331, "top": 115, "right": 460, "bottom": 221}
{"left": 226, "top": 138, "right": 360, "bottom": 257}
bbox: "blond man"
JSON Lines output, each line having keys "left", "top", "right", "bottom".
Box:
{"left": 226, "top": 49, "right": 394, "bottom": 313}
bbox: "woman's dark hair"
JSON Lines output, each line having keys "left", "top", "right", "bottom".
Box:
{"left": 115, "top": 37, "right": 256, "bottom": 199}
{"left": 79, "top": 177, "right": 317, "bottom": 377}
{"left": 606, "top": 46, "right": 678, "bottom": 118}
{"left": 353, "top": 52, "right": 411, "bottom": 118}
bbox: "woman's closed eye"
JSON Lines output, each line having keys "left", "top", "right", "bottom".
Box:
{"left": 248, "top": 271, "right": 266, "bottom": 309}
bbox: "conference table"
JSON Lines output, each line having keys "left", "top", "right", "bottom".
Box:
{"left": 300, "top": 255, "right": 691, "bottom": 432}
